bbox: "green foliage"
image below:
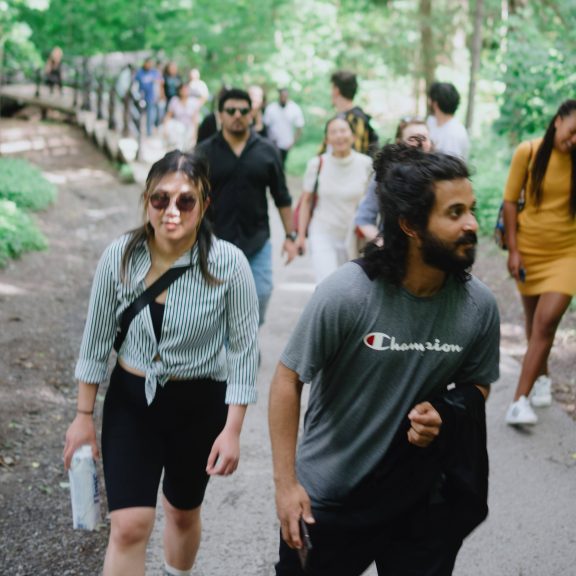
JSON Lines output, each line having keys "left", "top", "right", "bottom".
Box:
{"left": 117, "top": 162, "right": 135, "bottom": 183}
{"left": 0, "top": 158, "right": 54, "bottom": 267}
{"left": 0, "top": 199, "right": 47, "bottom": 267}
{"left": 0, "top": 1, "right": 43, "bottom": 77}
{"left": 0, "top": 157, "right": 57, "bottom": 211}
{"left": 5, "top": 0, "right": 567, "bottom": 246}
{"left": 495, "top": 1, "right": 576, "bottom": 143}
{"left": 469, "top": 129, "right": 512, "bottom": 236}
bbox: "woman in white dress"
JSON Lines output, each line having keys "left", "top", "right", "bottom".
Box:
{"left": 296, "top": 115, "right": 373, "bottom": 283}
{"left": 163, "top": 83, "right": 201, "bottom": 151}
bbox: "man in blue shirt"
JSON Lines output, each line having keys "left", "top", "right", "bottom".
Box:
{"left": 135, "top": 57, "right": 161, "bottom": 136}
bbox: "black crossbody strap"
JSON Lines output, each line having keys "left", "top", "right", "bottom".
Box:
{"left": 308, "top": 155, "right": 323, "bottom": 222}
{"left": 519, "top": 141, "right": 533, "bottom": 205}
{"left": 312, "top": 155, "right": 323, "bottom": 197}
{"left": 113, "top": 265, "right": 190, "bottom": 352}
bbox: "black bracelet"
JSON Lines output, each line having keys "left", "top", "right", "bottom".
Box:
{"left": 285, "top": 231, "right": 297, "bottom": 242}
{"left": 77, "top": 409, "right": 94, "bottom": 415}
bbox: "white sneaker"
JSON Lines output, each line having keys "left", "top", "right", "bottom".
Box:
{"left": 506, "top": 395, "right": 538, "bottom": 425}
{"left": 530, "top": 375, "right": 552, "bottom": 407}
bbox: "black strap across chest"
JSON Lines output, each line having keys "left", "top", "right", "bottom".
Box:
{"left": 113, "top": 265, "right": 190, "bottom": 352}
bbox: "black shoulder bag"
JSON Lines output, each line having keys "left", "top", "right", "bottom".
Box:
{"left": 494, "top": 141, "right": 533, "bottom": 250}
{"left": 113, "top": 265, "right": 190, "bottom": 352}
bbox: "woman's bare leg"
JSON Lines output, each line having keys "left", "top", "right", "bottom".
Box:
{"left": 162, "top": 496, "right": 202, "bottom": 572}
{"left": 103, "top": 507, "right": 156, "bottom": 576}
{"left": 514, "top": 292, "right": 572, "bottom": 401}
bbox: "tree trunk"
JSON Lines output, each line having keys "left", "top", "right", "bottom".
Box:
{"left": 465, "top": 0, "right": 484, "bottom": 131}
{"left": 420, "top": 0, "right": 435, "bottom": 99}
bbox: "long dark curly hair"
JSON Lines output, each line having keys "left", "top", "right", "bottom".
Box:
{"left": 364, "top": 144, "right": 471, "bottom": 284}
{"left": 121, "top": 150, "right": 220, "bottom": 285}
{"left": 530, "top": 99, "right": 576, "bottom": 217}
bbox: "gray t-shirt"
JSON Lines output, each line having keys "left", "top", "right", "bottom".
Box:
{"left": 280, "top": 261, "right": 500, "bottom": 509}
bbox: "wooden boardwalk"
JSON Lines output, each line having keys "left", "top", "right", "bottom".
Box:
{"left": 0, "top": 82, "right": 166, "bottom": 181}
{"left": 0, "top": 84, "right": 77, "bottom": 115}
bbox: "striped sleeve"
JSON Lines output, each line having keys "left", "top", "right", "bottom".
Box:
{"left": 74, "top": 244, "right": 120, "bottom": 384}
{"left": 224, "top": 250, "right": 259, "bottom": 405}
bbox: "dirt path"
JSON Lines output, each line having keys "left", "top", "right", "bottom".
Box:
{"left": 0, "top": 119, "right": 573, "bottom": 574}
{"left": 0, "top": 119, "right": 140, "bottom": 574}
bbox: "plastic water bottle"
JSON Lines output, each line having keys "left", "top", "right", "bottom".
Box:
{"left": 68, "top": 444, "right": 101, "bottom": 530}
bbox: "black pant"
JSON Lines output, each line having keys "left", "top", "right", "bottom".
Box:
{"left": 275, "top": 496, "right": 462, "bottom": 576}
{"left": 276, "top": 441, "right": 462, "bottom": 576}
{"left": 276, "top": 385, "right": 489, "bottom": 576}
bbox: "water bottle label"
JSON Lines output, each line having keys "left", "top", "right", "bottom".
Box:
{"left": 69, "top": 445, "right": 101, "bottom": 530}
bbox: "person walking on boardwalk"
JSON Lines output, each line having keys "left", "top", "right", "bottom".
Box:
{"left": 64, "top": 151, "right": 259, "bottom": 576}
{"left": 270, "top": 144, "right": 499, "bottom": 576}
{"left": 135, "top": 57, "right": 162, "bottom": 137}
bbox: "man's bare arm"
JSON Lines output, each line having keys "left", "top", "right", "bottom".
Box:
{"left": 269, "top": 362, "right": 314, "bottom": 548}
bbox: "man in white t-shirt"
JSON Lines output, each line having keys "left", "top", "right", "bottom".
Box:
{"left": 264, "top": 88, "right": 305, "bottom": 166}
{"left": 188, "top": 68, "right": 209, "bottom": 107}
{"left": 427, "top": 82, "right": 470, "bottom": 161}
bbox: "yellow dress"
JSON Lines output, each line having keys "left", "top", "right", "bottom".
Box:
{"left": 503, "top": 138, "right": 576, "bottom": 296}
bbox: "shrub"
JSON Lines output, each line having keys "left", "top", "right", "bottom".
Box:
{"left": 469, "top": 131, "right": 512, "bottom": 236}
{"left": 0, "top": 158, "right": 55, "bottom": 267}
{"left": 0, "top": 200, "right": 47, "bottom": 267}
{"left": 0, "top": 158, "right": 57, "bottom": 211}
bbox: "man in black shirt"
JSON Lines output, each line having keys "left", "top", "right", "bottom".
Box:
{"left": 196, "top": 88, "right": 298, "bottom": 325}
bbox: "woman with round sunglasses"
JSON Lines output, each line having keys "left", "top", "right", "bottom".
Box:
{"left": 355, "top": 117, "right": 432, "bottom": 243}
{"left": 63, "top": 151, "right": 259, "bottom": 575}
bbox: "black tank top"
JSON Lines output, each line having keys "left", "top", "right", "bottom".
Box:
{"left": 149, "top": 300, "right": 165, "bottom": 343}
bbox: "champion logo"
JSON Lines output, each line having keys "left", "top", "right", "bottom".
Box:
{"left": 363, "top": 332, "right": 463, "bottom": 353}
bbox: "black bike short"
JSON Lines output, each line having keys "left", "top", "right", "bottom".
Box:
{"left": 101, "top": 364, "right": 228, "bottom": 512}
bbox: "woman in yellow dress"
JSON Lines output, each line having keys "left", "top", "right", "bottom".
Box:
{"left": 504, "top": 99, "right": 576, "bottom": 426}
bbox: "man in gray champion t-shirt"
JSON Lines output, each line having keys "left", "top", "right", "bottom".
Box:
{"left": 269, "top": 145, "right": 500, "bottom": 576}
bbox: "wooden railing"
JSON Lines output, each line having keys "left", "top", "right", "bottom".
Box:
{"left": 1, "top": 55, "right": 149, "bottom": 160}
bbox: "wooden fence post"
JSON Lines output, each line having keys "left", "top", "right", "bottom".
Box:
{"left": 96, "top": 75, "right": 104, "bottom": 120}
{"left": 35, "top": 68, "right": 42, "bottom": 98}
{"left": 108, "top": 85, "right": 117, "bottom": 131}
{"left": 81, "top": 58, "right": 91, "bottom": 111}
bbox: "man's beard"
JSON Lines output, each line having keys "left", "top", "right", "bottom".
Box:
{"left": 420, "top": 229, "right": 477, "bottom": 274}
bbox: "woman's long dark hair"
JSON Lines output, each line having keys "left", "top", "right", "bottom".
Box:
{"left": 364, "top": 144, "right": 470, "bottom": 284}
{"left": 531, "top": 99, "right": 576, "bottom": 217}
{"left": 121, "top": 150, "right": 221, "bottom": 285}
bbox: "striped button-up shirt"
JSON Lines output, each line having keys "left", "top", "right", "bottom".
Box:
{"left": 75, "top": 233, "right": 259, "bottom": 405}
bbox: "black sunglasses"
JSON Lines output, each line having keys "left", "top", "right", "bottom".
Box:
{"left": 149, "top": 192, "right": 197, "bottom": 212}
{"left": 224, "top": 106, "right": 251, "bottom": 116}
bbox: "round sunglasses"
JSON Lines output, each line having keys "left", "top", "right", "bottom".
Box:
{"left": 149, "top": 192, "right": 197, "bottom": 212}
